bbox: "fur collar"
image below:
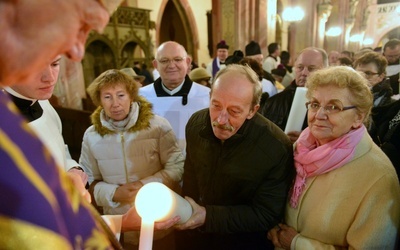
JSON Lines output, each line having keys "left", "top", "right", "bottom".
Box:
{"left": 91, "top": 96, "right": 154, "bottom": 136}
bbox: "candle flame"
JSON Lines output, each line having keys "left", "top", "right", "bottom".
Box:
{"left": 135, "top": 182, "right": 174, "bottom": 221}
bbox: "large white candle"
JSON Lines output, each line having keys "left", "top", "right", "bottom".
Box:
{"left": 284, "top": 87, "right": 308, "bottom": 133}
{"left": 135, "top": 182, "right": 193, "bottom": 250}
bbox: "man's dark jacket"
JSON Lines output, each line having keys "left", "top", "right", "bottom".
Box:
{"left": 369, "top": 99, "right": 400, "bottom": 180}
{"left": 176, "top": 109, "right": 294, "bottom": 250}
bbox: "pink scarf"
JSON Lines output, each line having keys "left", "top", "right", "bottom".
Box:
{"left": 290, "top": 125, "right": 366, "bottom": 208}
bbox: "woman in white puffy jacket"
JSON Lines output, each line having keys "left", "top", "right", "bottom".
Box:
{"left": 80, "top": 69, "right": 184, "bottom": 248}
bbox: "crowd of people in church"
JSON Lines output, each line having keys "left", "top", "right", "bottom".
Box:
{"left": 1, "top": 1, "right": 400, "bottom": 249}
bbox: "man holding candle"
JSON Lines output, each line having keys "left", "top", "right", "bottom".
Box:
{"left": 171, "top": 64, "right": 295, "bottom": 250}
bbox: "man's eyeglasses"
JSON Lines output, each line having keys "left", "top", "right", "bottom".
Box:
{"left": 305, "top": 101, "right": 356, "bottom": 114}
{"left": 360, "top": 71, "right": 380, "bottom": 77}
{"left": 295, "top": 65, "right": 320, "bottom": 73}
{"left": 157, "top": 57, "right": 186, "bottom": 65}
{"left": 384, "top": 54, "right": 400, "bottom": 60}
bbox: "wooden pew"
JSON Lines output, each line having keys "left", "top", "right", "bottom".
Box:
{"left": 54, "top": 106, "right": 92, "bottom": 162}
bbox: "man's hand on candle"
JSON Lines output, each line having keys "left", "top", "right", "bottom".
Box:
{"left": 154, "top": 216, "right": 181, "bottom": 230}
{"left": 113, "top": 181, "right": 144, "bottom": 203}
{"left": 174, "top": 196, "right": 206, "bottom": 230}
{"left": 121, "top": 205, "right": 141, "bottom": 232}
{"left": 286, "top": 130, "right": 301, "bottom": 144}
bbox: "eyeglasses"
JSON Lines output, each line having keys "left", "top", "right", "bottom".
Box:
{"left": 384, "top": 54, "right": 400, "bottom": 60}
{"left": 360, "top": 71, "right": 380, "bottom": 77}
{"left": 305, "top": 101, "right": 356, "bottom": 114}
{"left": 157, "top": 57, "right": 186, "bottom": 65}
{"left": 295, "top": 65, "right": 320, "bottom": 73}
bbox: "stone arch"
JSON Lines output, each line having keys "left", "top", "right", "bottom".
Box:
{"left": 120, "top": 41, "right": 142, "bottom": 68}
{"left": 83, "top": 39, "right": 116, "bottom": 87}
{"left": 376, "top": 26, "right": 400, "bottom": 47}
{"left": 119, "top": 37, "right": 152, "bottom": 67}
{"left": 155, "top": 0, "right": 199, "bottom": 63}
{"left": 85, "top": 33, "right": 118, "bottom": 59}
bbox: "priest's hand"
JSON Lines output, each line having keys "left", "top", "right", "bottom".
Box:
{"left": 66, "top": 171, "right": 91, "bottom": 203}
{"left": 68, "top": 167, "right": 88, "bottom": 184}
{"left": 121, "top": 205, "right": 141, "bottom": 232}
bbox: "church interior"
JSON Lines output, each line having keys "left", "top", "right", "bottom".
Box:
{"left": 51, "top": 0, "right": 400, "bottom": 161}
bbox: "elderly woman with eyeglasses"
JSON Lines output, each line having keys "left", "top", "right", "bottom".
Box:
{"left": 268, "top": 66, "right": 400, "bottom": 249}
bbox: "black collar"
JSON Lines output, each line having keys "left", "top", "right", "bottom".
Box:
{"left": 153, "top": 75, "right": 194, "bottom": 105}
{"left": 10, "top": 94, "right": 43, "bottom": 122}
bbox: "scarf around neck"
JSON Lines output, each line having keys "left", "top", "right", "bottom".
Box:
{"left": 290, "top": 125, "right": 366, "bottom": 208}
{"left": 101, "top": 102, "right": 139, "bottom": 131}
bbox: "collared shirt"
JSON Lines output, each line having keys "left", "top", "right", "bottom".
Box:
{"left": 161, "top": 80, "right": 185, "bottom": 95}
{"left": 4, "top": 87, "right": 42, "bottom": 122}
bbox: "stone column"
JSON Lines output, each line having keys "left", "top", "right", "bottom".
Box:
{"left": 316, "top": 2, "right": 332, "bottom": 49}
{"left": 344, "top": 0, "right": 359, "bottom": 50}
{"left": 212, "top": 0, "right": 269, "bottom": 55}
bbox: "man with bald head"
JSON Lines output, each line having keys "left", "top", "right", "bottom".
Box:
{"left": 0, "top": 1, "right": 112, "bottom": 85}
{"left": 140, "top": 41, "right": 210, "bottom": 150}
{"left": 260, "top": 47, "right": 328, "bottom": 142}
{"left": 328, "top": 50, "right": 340, "bottom": 66}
